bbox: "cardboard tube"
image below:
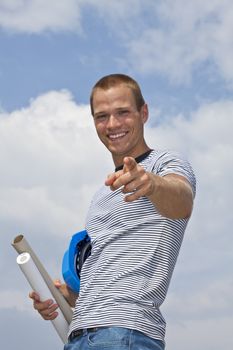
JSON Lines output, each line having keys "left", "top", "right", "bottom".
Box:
{"left": 12, "top": 234, "right": 73, "bottom": 324}
{"left": 17, "top": 252, "right": 69, "bottom": 343}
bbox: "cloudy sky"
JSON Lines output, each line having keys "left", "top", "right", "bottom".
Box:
{"left": 0, "top": 1, "right": 232, "bottom": 349}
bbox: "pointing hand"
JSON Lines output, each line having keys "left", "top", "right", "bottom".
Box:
{"left": 105, "top": 157, "right": 154, "bottom": 202}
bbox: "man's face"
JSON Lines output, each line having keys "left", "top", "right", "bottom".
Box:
{"left": 92, "top": 84, "right": 148, "bottom": 166}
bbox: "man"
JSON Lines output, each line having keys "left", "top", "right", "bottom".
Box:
{"left": 30, "top": 74, "right": 196, "bottom": 349}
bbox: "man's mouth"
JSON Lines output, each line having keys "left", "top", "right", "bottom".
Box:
{"left": 108, "top": 132, "right": 127, "bottom": 140}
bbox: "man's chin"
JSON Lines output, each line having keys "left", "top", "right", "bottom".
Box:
{"left": 107, "top": 147, "right": 126, "bottom": 156}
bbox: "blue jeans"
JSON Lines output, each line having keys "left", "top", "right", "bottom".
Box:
{"left": 64, "top": 327, "right": 165, "bottom": 350}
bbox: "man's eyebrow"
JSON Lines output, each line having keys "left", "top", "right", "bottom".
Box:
{"left": 93, "top": 111, "right": 108, "bottom": 117}
{"left": 115, "top": 107, "right": 129, "bottom": 110}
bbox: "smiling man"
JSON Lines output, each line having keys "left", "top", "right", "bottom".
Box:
{"left": 30, "top": 74, "right": 196, "bottom": 350}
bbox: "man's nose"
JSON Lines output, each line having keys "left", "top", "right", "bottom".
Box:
{"left": 107, "top": 114, "right": 120, "bottom": 128}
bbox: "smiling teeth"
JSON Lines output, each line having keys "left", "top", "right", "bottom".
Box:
{"left": 109, "top": 132, "right": 126, "bottom": 139}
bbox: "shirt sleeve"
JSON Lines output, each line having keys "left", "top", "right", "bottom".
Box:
{"left": 152, "top": 150, "right": 196, "bottom": 197}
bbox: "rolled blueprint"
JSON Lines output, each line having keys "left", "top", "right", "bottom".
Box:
{"left": 17, "top": 252, "right": 68, "bottom": 343}
{"left": 12, "top": 234, "right": 73, "bottom": 324}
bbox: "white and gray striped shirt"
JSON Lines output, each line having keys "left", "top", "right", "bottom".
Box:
{"left": 69, "top": 149, "right": 196, "bottom": 342}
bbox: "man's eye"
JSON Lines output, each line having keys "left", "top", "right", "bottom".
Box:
{"left": 95, "top": 114, "right": 107, "bottom": 121}
{"left": 118, "top": 110, "right": 129, "bottom": 116}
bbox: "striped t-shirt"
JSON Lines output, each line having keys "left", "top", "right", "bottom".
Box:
{"left": 69, "top": 149, "right": 196, "bottom": 342}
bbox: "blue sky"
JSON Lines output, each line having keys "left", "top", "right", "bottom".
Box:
{"left": 0, "top": 1, "right": 232, "bottom": 350}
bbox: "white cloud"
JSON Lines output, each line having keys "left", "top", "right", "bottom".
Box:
{"left": 0, "top": 0, "right": 144, "bottom": 34}
{"left": 0, "top": 289, "right": 32, "bottom": 312}
{"left": 0, "top": 0, "right": 82, "bottom": 33}
{"left": 146, "top": 98, "right": 233, "bottom": 240}
{"left": 1, "top": 89, "right": 232, "bottom": 349}
{"left": 162, "top": 277, "right": 233, "bottom": 347}
{"left": 144, "top": 98, "right": 233, "bottom": 349}
{"left": 0, "top": 90, "right": 112, "bottom": 239}
{"left": 125, "top": 0, "right": 233, "bottom": 84}
{"left": 165, "top": 316, "right": 233, "bottom": 349}
{"left": 2, "top": 90, "right": 232, "bottom": 265}
{"left": 83, "top": 0, "right": 143, "bottom": 25}
{"left": 72, "top": 0, "right": 233, "bottom": 85}
{"left": 1, "top": 0, "right": 233, "bottom": 87}
{"left": 164, "top": 277, "right": 233, "bottom": 320}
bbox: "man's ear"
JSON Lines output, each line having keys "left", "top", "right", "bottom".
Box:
{"left": 141, "top": 104, "right": 149, "bottom": 124}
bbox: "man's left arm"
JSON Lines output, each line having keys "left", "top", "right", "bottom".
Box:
{"left": 105, "top": 157, "right": 194, "bottom": 220}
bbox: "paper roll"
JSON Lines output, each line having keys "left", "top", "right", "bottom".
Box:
{"left": 12, "top": 234, "right": 73, "bottom": 324}
{"left": 17, "top": 252, "right": 69, "bottom": 344}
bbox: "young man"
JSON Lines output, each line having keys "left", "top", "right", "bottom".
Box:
{"left": 30, "top": 74, "right": 196, "bottom": 349}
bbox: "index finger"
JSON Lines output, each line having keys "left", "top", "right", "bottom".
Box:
{"left": 123, "top": 157, "right": 137, "bottom": 172}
